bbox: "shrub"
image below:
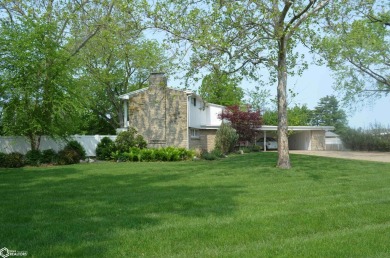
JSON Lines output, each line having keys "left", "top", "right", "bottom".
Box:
{"left": 215, "top": 122, "right": 239, "bottom": 154}
{"left": 41, "top": 149, "right": 58, "bottom": 164}
{"left": 199, "top": 149, "right": 225, "bottom": 161}
{"left": 57, "top": 141, "right": 86, "bottom": 165}
{"left": 141, "top": 149, "right": 156, "bottom": 162}
{"left": 25, "top": 150, "right": 42, "bottom": 166}
{"left": 128, "top": 147, "right": 142, "bottom": 162}
{"left": 200, "top": 150, "right": 218, "bottom": 160}
{"left": 58, "top": 149, "right": 80, "bottom": 165}
{"left": 178, "top": 148, "right": 195, "bottom": 161}
{"left": 4, "top": 152, "right": 25, "bottom": 168}
{"left": 115, "top": 128, "right": 147, "bottom": 153}
{"left": 340, "top": 125, "right": 390, "bottom": 152}
{"left": 64, "top": 140, "right": 86, "bottom": 160}
{"left": 111, "top": 147, "right": 194, "bottom": 162}
{"left": 0, "top": 152, "right": 7, "bottom": 167}
{"left": 96, "top": 137, "right": 116, "bottom": 160}
{"left": 135, "top": 135, "right": 147, "bottom": 149}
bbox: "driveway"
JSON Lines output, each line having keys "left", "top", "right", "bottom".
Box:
{"left": 290, "top": 150, "right": 390, "bottom": 163}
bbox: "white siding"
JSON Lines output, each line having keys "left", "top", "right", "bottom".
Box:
{"left": 188, "top": 96, "right": 204, "bottom": 128}
{"left": 188, "top": 97, "right": 224, "bottom": 128}
{"left": 207, "top": 105, "right": 224, "bottom": 126}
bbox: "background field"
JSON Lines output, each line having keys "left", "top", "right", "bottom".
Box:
{"left": 1, "top": 152, "right": 389, "bottom": 257}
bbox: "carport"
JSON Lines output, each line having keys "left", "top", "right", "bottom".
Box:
{"left": 257, "top": 125, "right": 334, "bottom": 151}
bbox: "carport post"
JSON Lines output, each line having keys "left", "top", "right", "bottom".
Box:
{"left": 263, "top": 131, "right": 267, "bottom": 152}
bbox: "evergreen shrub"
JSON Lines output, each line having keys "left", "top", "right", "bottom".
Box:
{"left": 96, "top": 137, "right": 116, "bottom": 160}
{"left": 41, "top": 149, "right": 58, "bottom": 164}
{"left": 215, "top": 123, "right": 239, "bottom": 154}
{"left": 25, "top": 150, "right": 42, "bottom": 166}
{"left": 0, "top": 152, "right": 7, "bottom": 167}
{"left": 4, "top": 152, "right": 25, "bottom": 168}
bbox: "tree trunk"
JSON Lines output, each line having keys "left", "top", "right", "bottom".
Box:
{"left": 28, "top": 134, "right": 41, "bottom": 151}
{"left": 277, "top": 38, "right": 291, "bottom": 169}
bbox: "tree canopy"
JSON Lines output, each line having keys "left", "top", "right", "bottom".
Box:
{"left": 199, "top": 69, "right": 244, "bottom": 106}
{"left": 0, "top": 8, "right": 90, "bottom": 150}
{"left": 0, "top": 0, "right": 169, "bottom": 146}
{"left": 315, "top": 0, "right": 389, "bottom": 103}
{"left": 263, "top": 104, "right": 313, "bottom": 127}
{"left": 312, "top": 95, "right": 348, "bottom": 134}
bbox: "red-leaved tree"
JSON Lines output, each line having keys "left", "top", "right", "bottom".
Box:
{"left": 218, "top": 105, "right": 263, "bottom": 143}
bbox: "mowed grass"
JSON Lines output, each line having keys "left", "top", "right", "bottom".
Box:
{"left": 1, "top": 152, "right": 390, "bottom": 257}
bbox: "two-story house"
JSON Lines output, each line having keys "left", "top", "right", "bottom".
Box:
{"left": 118, "top": 73, "right": 223, "bottom": 151}
{"left": 118, "top": 73, "right": 334, "bottom": 152}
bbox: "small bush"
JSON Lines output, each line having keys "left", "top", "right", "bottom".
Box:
{"left": 115, "top": 128, "right": 147, "bottom": 153}
{"left": 25, "top": 150, "right": 42, "bottom": 166}
{"left": 141, "top": 149, "right": 156, "bottom": 162}
{"left": 4, "top": 152, "right": 25, "bottom": 168}
{"left": 57, "top": 141, "right": 86, "bottom": 165}
{"left": 215, "top": 122, "right": 239, "bottom": 154}
{"left": 58, "top": 149, "right": 80, "bottom": 165}
{"left": 201, "top": 150, "right": 218, "bottom": 160}
{"left": 135, "top": 135, "right": 147, "bottom": 149}
{"left": 96, "top": 137, "right": 116, "bottom": 160}
{"left": 41, "top": 149, "right": 58, "bottom": 164}
{"left": 0, "top": 152, "right": 7, "bottom": 167}
{"left": 200, "top": 149, "right": 225, "bottom": 161}
{"left": 64, "top": 140, "right": 87, "bottom": 160}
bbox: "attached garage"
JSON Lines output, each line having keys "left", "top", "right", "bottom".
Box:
{"left": 258, "top": 126, "right": 335, "bottom": 151}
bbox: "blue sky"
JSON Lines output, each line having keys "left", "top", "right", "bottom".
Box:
{"left": 280, "top": 64, "right": 390, "bottom": 128}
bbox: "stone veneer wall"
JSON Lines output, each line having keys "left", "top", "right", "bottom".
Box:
{"left": 310, "top": 131, "right": 326, "bottom": 150}
{"left": 128, "top": 74, "right": 188, "bottom": 149}
{"left": 189, "top": 129, "right": 217, "bottom": 152}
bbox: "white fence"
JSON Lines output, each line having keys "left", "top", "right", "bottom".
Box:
{"left": 325, "top": 137, "right": 345, "bottom": 151}
{"left": 0, "top": 135, "right": 117, "bottom": 157}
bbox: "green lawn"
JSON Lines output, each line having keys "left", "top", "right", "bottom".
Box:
{"left": 1, "top": 152, "right": 390, "bottom": 257}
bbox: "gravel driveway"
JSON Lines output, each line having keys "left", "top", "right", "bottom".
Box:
{"left": 290, "top": 150, "right": 390, "bottom": 163}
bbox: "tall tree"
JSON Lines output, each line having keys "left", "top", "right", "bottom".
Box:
{"left": 0, "top": 0, "right": 115, "bottom": 150}
{"left": 312, "top": 95, "right": 348, "bottom": 134}
{"left": 78, "top": 36, "right": 168, "bottom": 130}
{"left": 263, "top": 104, "right": 313, "bottom": 127}
{"left": 199, "top": 69, "right": 244, "bottom": 106}
{"left": 315, "top": 0, "right": 389, "bottom": 103}
{"left": 147, "top": 0, "right": 336, "bottom": 168}
{"left": 74, "top": 1, "right": 168, "bottom": 131}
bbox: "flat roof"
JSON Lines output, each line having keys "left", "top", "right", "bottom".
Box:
{"left": 259, "top": 125, "right": 335, "bottom": 131}
{"left": 198, "top": 125, "right": 334, "bottom": 131}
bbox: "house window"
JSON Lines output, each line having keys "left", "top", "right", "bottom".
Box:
{"left": 191, "top": 97, "right": 196, "bottom": 107}
{"left": 190, "top": 129, "right": 200, "bottom": 138}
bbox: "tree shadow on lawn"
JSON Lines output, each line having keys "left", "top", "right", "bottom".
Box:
{"left": 0, "top": 166, "right": 243, "bottom": 257}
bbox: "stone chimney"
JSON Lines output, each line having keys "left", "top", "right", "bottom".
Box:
{"left": 149, "top": 72, "right": 167, "bottom": 88}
